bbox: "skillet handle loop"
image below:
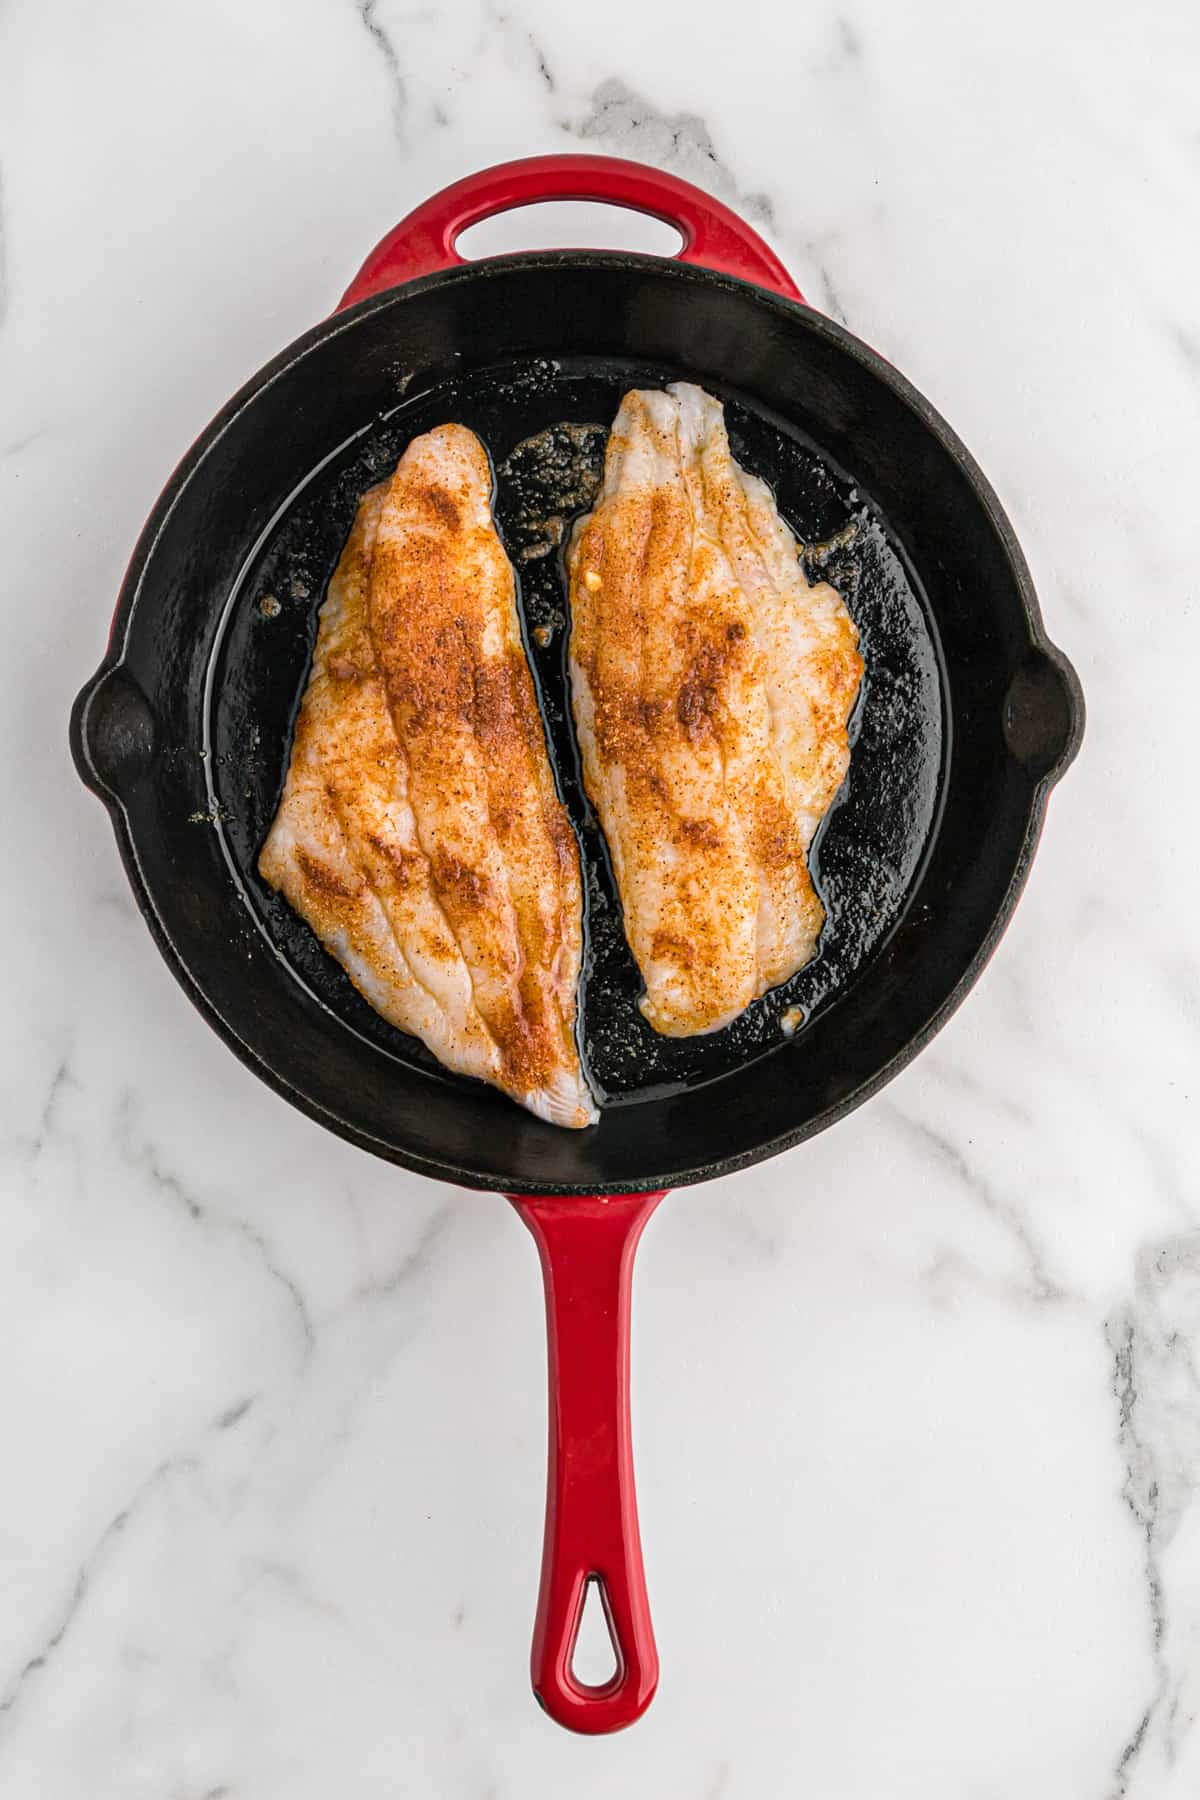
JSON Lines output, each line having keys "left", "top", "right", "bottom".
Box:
{"left": 508, "top": 1189, "right": 666, "bottom": 1734}
{"left": 337, "top": 154, "right": 803, "bottom": 309}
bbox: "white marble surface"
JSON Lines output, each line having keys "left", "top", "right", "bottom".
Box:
{"left": 2, "top": 0, "right": 1199, "bottom": 1791}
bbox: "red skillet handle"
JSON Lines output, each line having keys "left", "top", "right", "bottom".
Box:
{"left": 338, "top": 154, "right": 803, "bottom": 308}
{"left": 508, "top": 1189, "right": 665, "bottom": 1733}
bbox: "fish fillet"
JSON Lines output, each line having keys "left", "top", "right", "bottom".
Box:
{"left": 260, "top": 425, "right": 596, "bottom": 1128}
{"left": 567, "top": 383, "right": 864, "bottom": 1037}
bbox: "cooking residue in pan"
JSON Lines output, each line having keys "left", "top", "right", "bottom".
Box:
{"left": 498, "top": 422, "right": 607, "bottom": 555}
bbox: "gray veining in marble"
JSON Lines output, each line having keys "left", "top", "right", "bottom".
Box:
{"left": 1, "top": 0, "right": 1199, "bottom": 1793}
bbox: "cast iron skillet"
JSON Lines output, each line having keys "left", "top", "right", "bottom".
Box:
{"left": 71, "top": 157, "right": 1083, "bottom": 1732}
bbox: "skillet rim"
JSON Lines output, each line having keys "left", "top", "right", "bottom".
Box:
{"left": 70, "top": 250, "right": 1084, "bottom": 1193}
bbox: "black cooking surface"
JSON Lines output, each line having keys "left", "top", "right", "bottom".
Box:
{"left": 207, "top": 355, "right": 944, "bottom": 1109}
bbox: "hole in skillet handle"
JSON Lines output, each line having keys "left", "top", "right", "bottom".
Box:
{"left": 457, "top": 200, "right": 685, "bottom": 262}
{"left": 571, "top": 1575, "right": 622, "bottom": 1687}
{"left": 341, "top": 158, "right": 802, "bottom": 1735}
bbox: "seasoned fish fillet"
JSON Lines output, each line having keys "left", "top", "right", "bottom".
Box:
{"left": 568, "top": 383, "right": 863, "bottom": 1037}
{"left": 260, "top": 425, "right": 596, "bottom": 1128}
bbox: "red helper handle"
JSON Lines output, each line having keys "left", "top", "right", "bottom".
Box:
{"left": 338, "top": 153, "right": 804, "bottom": 308}
{"left": 509, "top": 1191, "right": 665, "bottom": 1733}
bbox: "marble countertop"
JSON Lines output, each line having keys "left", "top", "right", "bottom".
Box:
{"left": 3, "top": 0, "right": 1199, "bottom": 1792}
